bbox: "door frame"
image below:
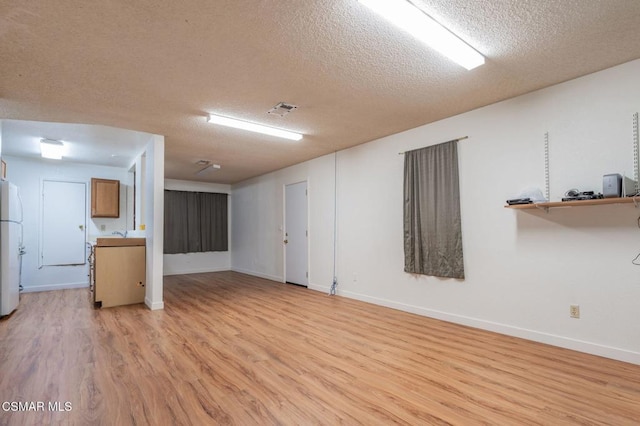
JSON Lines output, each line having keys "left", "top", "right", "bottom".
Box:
{"left": 282, "top": 179, "right": 310, "bottom": 286}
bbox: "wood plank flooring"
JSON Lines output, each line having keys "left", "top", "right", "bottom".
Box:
{"left": 1, "top": 271, "right": 639, "bottom": 425}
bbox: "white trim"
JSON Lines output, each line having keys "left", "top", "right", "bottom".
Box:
{"left": 308, "top": 283, "right": 331, "bottom": 293}
{"left": 341, "top": 289, "right": 640, "bottom": 365}
{"left": 281, "top": 183, "right": 286, "bottom": 284}
{"left": 163, "top": 266, "right": 230, "bottom": 276}
{"left": 21, "top": 281, "right": 88, "bottom": 293}
{"left": 145, "top": 298, "right": 164, "bottom": 310}
{"left": 231, "top": 267, "right": 282, "bottom": 283}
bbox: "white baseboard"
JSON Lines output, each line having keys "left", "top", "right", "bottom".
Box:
{"left": 163, "top": 266, "right": 230, "bottom": 276}
{"left": 21, "top": 282, "right": 89, "bottom": 293}
{"left": 340, "top": 289, "right": 640, "bottom": 366}
{"left": 308, "top": 283, "right": 331, "bottom": 294}
{"left": 145, "top": 298, "right": 164, "bottom": 310}
{"left": 231, "top": 267, "right": 282, "bottom": 283}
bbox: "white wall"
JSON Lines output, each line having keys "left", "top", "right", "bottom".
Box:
{"left": 4, "top": 155, "right": 132, "bottom": 292}
{"left": 232, "top": 154, "right": 337, "bottom": 286}
{"left": 231, "top": 59, "right": 640, "bottom": 364}
{"left": 163, "top": 179, "right": 232, "bottom": 275}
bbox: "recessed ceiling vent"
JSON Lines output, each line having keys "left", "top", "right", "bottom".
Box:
{"left": 195, "top": 159, "right": 221, "bottom": 175}
{"left": 267, "top": 102, "right": 298, "bottom": 117}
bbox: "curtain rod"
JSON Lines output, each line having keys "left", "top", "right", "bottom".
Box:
{"left": 398, "top": 136, "right": 469, "bottom": 155}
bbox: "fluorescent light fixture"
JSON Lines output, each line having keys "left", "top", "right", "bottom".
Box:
{"left": 40, "top": 139, "right": 64, "bottom": 160}
{"left": 207, "top": 114, "right": 303, "bottom": 141}
{"left": 358, "top": 0, "right": 485, "bottom": 70}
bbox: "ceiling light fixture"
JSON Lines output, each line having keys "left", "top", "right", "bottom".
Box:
{"left": 357, "top": 0, "right": 485, "bottom": 70}
{"left": 207, "top": 114, "right": 303, "bottom": 141}
{"left": 40, "top": 139, "right": 65, "bottom": 160}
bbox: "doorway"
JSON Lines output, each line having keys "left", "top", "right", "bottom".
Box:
{"left": 41, "top": 180, "right": 87, "bottom": 266}
{"left": 284, "top": 181, "right": 308, "bottom": 287}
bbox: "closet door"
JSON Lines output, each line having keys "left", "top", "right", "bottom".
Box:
{"left": 41, "top": 180, "right": 86, "bottom": 266}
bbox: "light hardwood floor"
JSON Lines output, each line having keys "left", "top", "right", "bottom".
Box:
{"left": 1, "top": 271, "right": 639, "bottom": 425}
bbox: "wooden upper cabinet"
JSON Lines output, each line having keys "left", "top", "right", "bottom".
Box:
{"left": 91, "top": 178, "right": 120, "bottom": 218}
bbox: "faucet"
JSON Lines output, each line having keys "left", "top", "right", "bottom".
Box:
{"left": 112, "top": 230, "right": 128, "bottom": 238}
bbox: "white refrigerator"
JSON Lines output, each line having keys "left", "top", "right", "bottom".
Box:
{"left": 0, "top": 180, "right": 23, "bottom": 316}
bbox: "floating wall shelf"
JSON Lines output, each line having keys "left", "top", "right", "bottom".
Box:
{"left": 508, "top": 115, "right": 640, "bottom": 212}
{"left": 505, "top": 197, "right": 637, "bottom": 210}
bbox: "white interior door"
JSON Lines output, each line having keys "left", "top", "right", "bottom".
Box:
{"left": 41, "top": 180, "right": 87, "bottom": 266}
{"left": 285, "top": 181, "right": 308, "bottom": 286}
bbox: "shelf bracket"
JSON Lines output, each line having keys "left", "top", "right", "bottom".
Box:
{"left": 534, "top": 204, "right": 549, "bottom": 213}
{"left": 634, "top": 112, "right": 639, "bottom": 195}
{"left": 544, "top": 132, "right": 550, "bottom": 202}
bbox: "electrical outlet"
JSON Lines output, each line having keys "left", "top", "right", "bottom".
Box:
{"left": 570, "top": 305, "right": 580, "bottom": 319}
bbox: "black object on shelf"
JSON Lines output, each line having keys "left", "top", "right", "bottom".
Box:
{"left": 506, "top": 198, "right": 533, "bottom": 205}
{"left": 562, "top": 192, "right": 604, "bottom": 202}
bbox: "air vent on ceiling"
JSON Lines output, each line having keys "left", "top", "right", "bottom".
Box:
{"left": 195, "top": 161, "right": 221, "bottom": 176}
{"left": 267, "top": 102, "right": 298, "bottom": 117}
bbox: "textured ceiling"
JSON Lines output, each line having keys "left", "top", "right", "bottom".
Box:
{"left": 2, "top": 0, "right": 640, "bottom": 183}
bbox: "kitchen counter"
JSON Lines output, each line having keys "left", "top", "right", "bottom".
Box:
{"left": 88, "top": 230, "right": 146, "bottom": 246}
{"left": 95, "top": 237, "right": 145, "bottom": 247}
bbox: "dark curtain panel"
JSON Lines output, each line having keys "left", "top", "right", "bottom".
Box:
{"left": 199, "top": 192, "right": 228, "bottom": 252}
{"left": 164, "top": 190, "right": 189, "bottom": 254}
{"left": 186, "top": 192, "right": 201, "bottom": 252}
{"left": 164, "top": 190, "right": 228, "bottom": 254}
{"left": 403, "top": 140, "right": 464, "bottom": 279}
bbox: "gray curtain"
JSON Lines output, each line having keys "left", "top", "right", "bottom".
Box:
{"left": 199, "top": 192, "right": 228, "bottom": 252}
{"left": 403, "top": 140, "right": 464, "bottom": 279}
{"left": 164, "top": 190, "right": 228, "bottom": 254}
{"left": 164, "top": 190, "right": 189, "bottom": 254}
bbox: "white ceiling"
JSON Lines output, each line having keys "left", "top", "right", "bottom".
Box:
{"left": 2, "top": 0, "right": 640, "bottom": 183}
{"left": 1, "top": 120, "right": 151, "bottom": 168}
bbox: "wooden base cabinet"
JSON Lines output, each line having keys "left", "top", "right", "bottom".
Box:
{"left": 94, "top": 245, "right": 146, "bottom": 308}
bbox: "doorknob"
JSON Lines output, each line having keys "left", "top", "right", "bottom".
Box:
{"left": 79, "top": 225, "right": 84, "bottom": 231}
{"left": 284, "top": 239, "right": 288, "bottom": 244}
